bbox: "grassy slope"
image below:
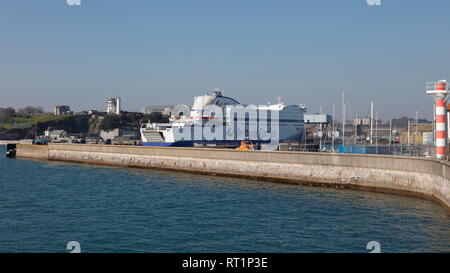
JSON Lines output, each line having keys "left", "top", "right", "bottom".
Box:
{"left": 0, "top": 114, "right": 72, "bottom": 129}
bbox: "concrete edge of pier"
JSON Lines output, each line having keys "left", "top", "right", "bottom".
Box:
{"left": 10, "top": 143, "right": 450, "bottom": 213}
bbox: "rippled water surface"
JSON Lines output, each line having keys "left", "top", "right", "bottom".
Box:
{"left": 0, "top": 146, "right": 449, "bottom": 252}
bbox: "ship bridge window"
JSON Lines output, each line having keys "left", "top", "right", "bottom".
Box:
{"left": 213, "top": 97, "right": 240, "bottom": 107}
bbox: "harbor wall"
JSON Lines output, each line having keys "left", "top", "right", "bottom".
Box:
{"left": 15, "top": 144, "right": 48, "bottom": 159}
{"left": 0, "top": 140, "right": 19, "bottom": 146}
{"left": 15, "top": 143, "right": 450, "bottom": 212}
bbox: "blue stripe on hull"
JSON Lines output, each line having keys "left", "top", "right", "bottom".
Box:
{"left": 140, "top": 142, "right": 173, "bottom": 146}
{"left": 140, "top": 141, "right": 194, "bottom": 147}
{"left": 140, "top": 140, "right": 273, "bottom": 147}
{"left": 195, "top": 140, "right": 273, "bottom": 145}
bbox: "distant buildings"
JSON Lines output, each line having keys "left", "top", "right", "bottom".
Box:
{"left": 353, "top": 118, "right": 371, "bottom": 126}
{"left": 77, "top": 110, "right": 98, "bottom": 115}
{"left": 44, "top": 129, "right": 68, "bottom": 141}
{"left": 141, "top": 105, "right": 173, "bottom": 116}
{"left": 100, "top": 127, "right": 139, "bottom": 144}
{"left": 304, "top": 114, "right": 334, "bottom": 140}
{"left": 399, "top": 123, "right": 433, "bottom": 145}
{"left": 53, "top": 105, "right": 71, "bottom": 115}
{"left": 106, "top": 97, "right": 121, "bottom": 115}
{"left": 304, "top": 114, "right": 332, "bottom": 124}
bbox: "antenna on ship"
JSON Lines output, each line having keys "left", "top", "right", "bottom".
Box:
{"left": 276, "top": 96, "right": 284, "bottom": 105}
{"left": 212, "top": 86, "right": 223, "bottom": 97}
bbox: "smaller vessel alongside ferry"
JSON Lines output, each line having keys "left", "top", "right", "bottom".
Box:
{"left": 140, "top": 122, "right": 194, "bottom": 147}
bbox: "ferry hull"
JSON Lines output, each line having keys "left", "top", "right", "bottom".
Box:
{"left": 140, "top": 139, "right": 275, "bottom": 148}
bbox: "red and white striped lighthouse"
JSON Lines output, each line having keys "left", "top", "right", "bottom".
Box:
{"left": 426, "top": 80, "right": 449, "bottom": 159}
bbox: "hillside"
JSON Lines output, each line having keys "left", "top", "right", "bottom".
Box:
{"left": 0, "top": 112, "right": 169, "bottom": 140}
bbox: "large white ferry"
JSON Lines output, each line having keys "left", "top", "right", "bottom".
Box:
{"left": 140, "top": 91, "right": 305, "bottom": 148}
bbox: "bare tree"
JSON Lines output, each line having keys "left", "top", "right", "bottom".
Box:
{"left": 0, "top": 107, "right": 16, "bottom": 120}
{"left": 17, "top": 106, "right": 44, "bottom": 115}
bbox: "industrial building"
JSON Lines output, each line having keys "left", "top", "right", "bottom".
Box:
{"left": 399, "top": 123, "right": 433, "bottom": 145}
{"left": 44, "top": 129, "right": 69, "bottom": 141}
{"left": 53, "top": 105, "right": 71, "bottom": 115}
{"left": 141, "top": 105, "right": 173, "bottom": 116}
{"left": 100, "top": 127, "right": 140, "bottom": 144}
{"left": 304, "top": 114, "right": 332, "bottom": 124}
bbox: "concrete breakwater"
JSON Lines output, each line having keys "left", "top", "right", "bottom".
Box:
{"left": 0, "top": 140, "right": 19, "bottom": 146}
{"left": 13, "top": 143, "right": 450, "bottom": 212}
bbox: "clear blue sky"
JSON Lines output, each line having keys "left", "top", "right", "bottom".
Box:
{"left": 1, "top": 0, "right": 450, "bottom": 120}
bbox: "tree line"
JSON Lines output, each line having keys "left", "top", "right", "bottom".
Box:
{"left": 0, "top": 106, "right": 45, "bottom": 120}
